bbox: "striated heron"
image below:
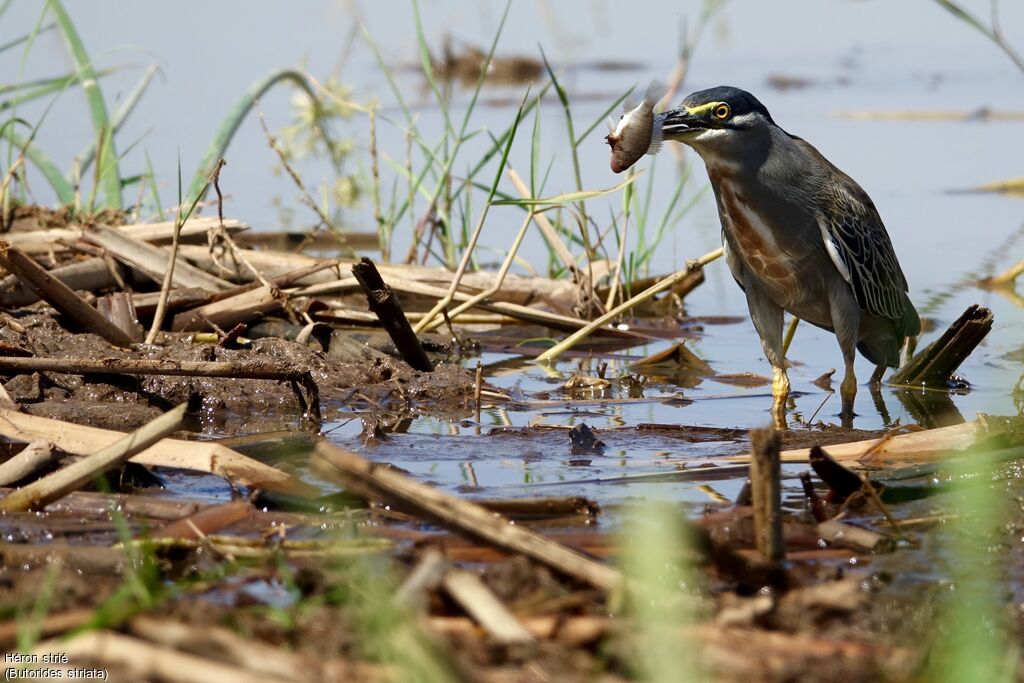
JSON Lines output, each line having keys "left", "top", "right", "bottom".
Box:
{"left": 659, "top": 86, "right": 920, "bottom": 425}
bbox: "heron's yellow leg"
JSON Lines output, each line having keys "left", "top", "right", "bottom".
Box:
{"left": 840, "top": 358, "right": 857, "bottom": 426}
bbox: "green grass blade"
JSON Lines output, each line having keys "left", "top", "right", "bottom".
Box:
{"left": 493, "top": 173, "right": 638, "bottom": 206}
{"left": 187, "top": 69, "right": 318, "bottom": 203}
{"left": 74, "top": 64, "right": 158, "bottom": 179}
{"left": 0, "top": 23, "right": 54, "bottom": 55}
{"left": 47, "top": 0, "right": 122, "bottom": 209}
{"left": 411, "top": 0, "right": 454, "bottom": 138}
{"left": 0, "top": 120, "right": 76, "bottom": 205}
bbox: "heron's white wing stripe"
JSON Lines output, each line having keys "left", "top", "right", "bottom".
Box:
{"left": 819, "top": 218, "right": 852, "bottom": 285}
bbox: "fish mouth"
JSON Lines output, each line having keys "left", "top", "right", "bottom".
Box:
{"left": 659, "top": 109, "right": 710, "bottom": 138}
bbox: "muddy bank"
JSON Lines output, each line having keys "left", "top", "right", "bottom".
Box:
{"left": 0, "top": 311, "right": 478, "bottom": 433}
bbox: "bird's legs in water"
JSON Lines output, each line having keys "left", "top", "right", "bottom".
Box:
{"left": 746, "top": 291, "right": 788, "bottom": 428}
{"left": 831, "top": 298, "right": 861, "bottom": 428}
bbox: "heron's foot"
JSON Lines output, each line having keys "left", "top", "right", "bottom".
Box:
{"left": 869, "top": 364, "right": 886, "bottom": 388}
{"left": 772, "top": 367, "right": 790, "bottom": 400}
{"left": 840, "top": 372, "right": 857, "bottom": 428}
{"left": 771, "top": 395, "right": 788, "bottom": 430}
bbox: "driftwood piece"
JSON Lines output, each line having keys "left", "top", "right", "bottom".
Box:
{"left": 171, "top": 285, "right": 284, "bottom": 332}
{"left": 0, "top": 407, "right": 313, "bottom": 494}
{"left": 0, "top": 243, "right": 136, "bottom": 347}
{"left": 0, "top": 439, "right": 56, "bottom": 486}
{"left": 3, "top": 217, "right": 246, "bottom": 255}
{"left": 96, "top": 291, "right": 144, "bottom": 342}
{"left": 892, "top": 304, "right": 993, "bottom": 386}
{"left": 313, "top": 441, "right": 623, "bottom": 591}
{"left": 352, "top": 257, "right": 433, "bottom": 372}
{"left": 724, "top": 420, "right": 990, "bottom": 465}
{"left": 0, "top": 257, "right": 145, "bottom": 309}
{"left": 0, "top": 402, "right": 187, "bottom": 511}
{"left": 442, "top": 569, "right": 536, "bottom": 646}
{"left": 85, "top": 225, "right": 233, "bottom": 292}
{"left": 749, "top": 427, "right": 784, "bottom": 562}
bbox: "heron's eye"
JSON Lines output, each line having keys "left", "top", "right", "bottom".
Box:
{"left": 713, "top": 103, "right": 731, "bottom": 120}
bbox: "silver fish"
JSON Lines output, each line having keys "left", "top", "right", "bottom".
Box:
{"left": 605, "top": 81, "right": 665, "bottom": 174}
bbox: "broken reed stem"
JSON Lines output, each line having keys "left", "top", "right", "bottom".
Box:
{"left": 506, "top": 168, "right": 577, "bottom": 273}
{"left": 442, "top": 569, "right": 536, "bottom": 646}
{"left": 984, "top": 258, "right": 1024, "bottom": 287}
{"left": 351, "top": 257, "right": 433, "bottom": 372}
{"left": 0, "top": 440, "right": 56, "bottom": 487}
{"left": 474, "top": 360, "right": 483, "bottom": 421}
{"left": 145, "top": 201, "right": 188, "bottom": 344}
{"left": 0, "top": 402, "right": 188, "bottom": 512}
{"left": 749, "top": 426, "right": 784, "bottom": 562}
{"left": 536, "top": 247, "right": 723, "bottom": 362}
{"left": 0, "top": 242, "right": 136, "bottom": 348}
{"left": 418, "top": 209, "right": 535, "bottom": 333}
{"left": 314, "top": 441, "right": 623, "bottom": 591}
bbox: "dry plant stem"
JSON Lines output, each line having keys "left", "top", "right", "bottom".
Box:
{"left": 726, "top": 419, "right": 987, "bottom": 465}
{"left": 604, "top": 201, "right": 630, "bottom": 311}
{"left": 0, "top": 243, "right": 136, "bottom": 347}
{"left": 257, "top": 112, "right": 355, "bottom": 258}
{"left": 985, "top": 258, "right": 1024, "bottom": 286}
{"left": 385, "top": 277, "right": 639, "bottom": 337}
{"left": 1, "top": 217, "right": 246, "bottom": 256}
{"left": 171, "top": 285, "right": 283, "bottom": 332}
{"left": 313, "top": 441, "right": 623, "bottom": 591}
{"left": 0, "top": 356, "right": 314, "bottom": 381}
{"left": 85, "top": 225, "right": 233, "bottom": 292}
{"left": 394, "top": 549, "right": 449, "bottom": 610}
{"left": 536, "top": 247, "right": 723, "bottom": 361}
{"left": 351, "top": 257, "right": 433, "bottom": 371}
{"left": 30, "top": 631, "right": 291, "bottom": 683}
{"left": 506, "top": 168, "right": 577, "bottom": 271}
{"left": 0, "top": 407, "right": 314, "bottom": 494}
{"left": 418, "top": 209, "right": 535, "bottom": 333}
{"left": 442, "top": 569, "right": 536, "bottom": 646}
{"left": 750, "top": 427, "right": 784, "bottom": 562}
{"left": 0, "top": 440, "right": 55, "bottom": 486}
{"left": 145, "top": 208, "right": 188, "bottom": 344}
{"left": 0, "top": 402, "right": 187, "bottom": 512}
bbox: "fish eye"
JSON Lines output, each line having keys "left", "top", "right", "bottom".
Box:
{"left": 713, "top": 103, "right": 731, "bottom": 120}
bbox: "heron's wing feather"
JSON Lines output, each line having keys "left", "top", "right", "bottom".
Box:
{"left": 819, "top": 183, "right": 908, "bottom": 321}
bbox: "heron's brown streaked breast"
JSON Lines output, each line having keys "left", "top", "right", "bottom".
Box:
{"left": 719, "top": 183, "right": 800, "bottom": 304}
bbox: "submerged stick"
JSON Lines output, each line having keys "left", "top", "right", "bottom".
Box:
{"left": 536, "top": 247, "right": 722, "bottom": 362}
{"left": 0, "top": 402, "right": 187, "bottom": 512}
{"left": 313, "top": 441, "right": 623, "bottom": 591}
{"left": 352, "top": 257, "right": 433, "bottom": 372}
{"left": 749, "top": 427, "right": 784, "bottom": 562}
{"left": 0, "top": 242, "right": 136, "bottom": 347}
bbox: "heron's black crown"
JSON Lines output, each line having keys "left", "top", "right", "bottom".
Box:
{"left": 682, "top": 86, "right": 774, "bottom": 124}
